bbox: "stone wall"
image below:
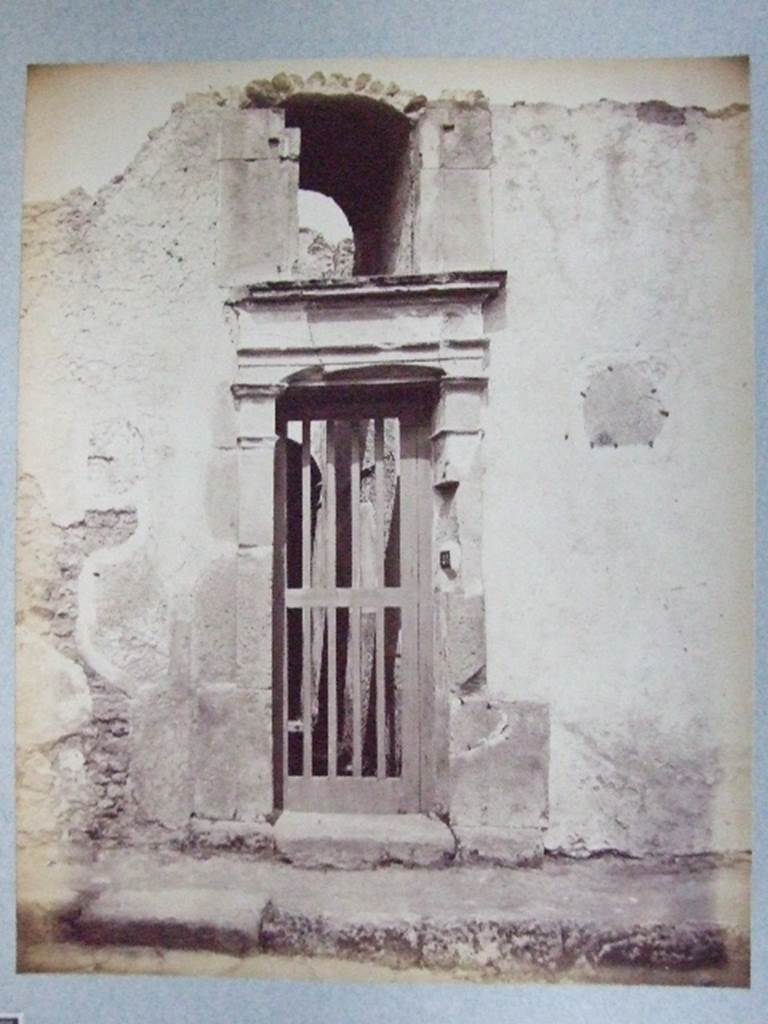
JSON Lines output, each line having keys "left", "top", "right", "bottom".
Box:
{"left": 16, "top": 84, "right": 752, "bottom": 858}
{"left": 18, "top": 93, "right": 239, "bottom": 844}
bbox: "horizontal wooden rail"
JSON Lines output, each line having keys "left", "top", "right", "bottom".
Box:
{"left": 285, "top": 587, "right": 405, "bottom": 608}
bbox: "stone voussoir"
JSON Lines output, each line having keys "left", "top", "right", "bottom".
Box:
{"left": 272, "top": 811, "right": 456, "bottom": 869}
{"left": 239, "top": 71, "right": 481, "bottom": 119}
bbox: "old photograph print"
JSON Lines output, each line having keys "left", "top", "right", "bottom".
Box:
{"left": 16, "top": 57, "right": 752, "bottom": 985}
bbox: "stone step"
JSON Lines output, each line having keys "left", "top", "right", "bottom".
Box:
{"left": 18, "top": 848, "right": 751, "bottom": 984}
{"left": 52, "top": 880, "right": 747, "bottom": 983}
{"left": 272, "top": 811, "right": 456, "bottom": 868}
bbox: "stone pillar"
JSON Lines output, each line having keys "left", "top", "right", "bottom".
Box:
{"left": 414, "top": 104, "right": 494, "bottom": 273}
{"left": 433, "top": 378, "right": 549, "bottom": 865}
{"left": 217, "top": 109, "right": 300, "bottom": 286}
{"left": 431, "top": 378, "right": 487, "bottom": 814}
{"left": 193, "top": 383, "right": 283, "bottom": 822}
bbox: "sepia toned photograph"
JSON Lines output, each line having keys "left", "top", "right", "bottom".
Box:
{"left": 15, "top": 56, "right": 752, "bottom": 986}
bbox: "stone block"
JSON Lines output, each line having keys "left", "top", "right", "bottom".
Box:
{"left": 415, "top": 169, "right": 494, "bottom": 273}
{"left": 450, "top": 698, "right": 549, "bottom": 834}
{"left": 418, "top": 105, "right": 493, "bottom": 170}
{"left": 261, "top": 902, "right": 422, "bottom": 968}
{"left": 218, "top": 108, "right": 296, "bottom": 160}
{"left": 192, "top": 554, "right": 237, "bottom": 684}
{"left": 193, "top": 684, "right": 273, "bottom": 820}
{"left": 217, "top": 158, "right": 298, "bottom": 285}
{"left": 420, "top": 916, "right": 563, "bottom": 973}
{"left": 453, "top": 825, "right": 544, "bottom": 866}
{"left": 237, "top": 441, "right": 276, "bottom": 548}
{"left": 436, "top": 592, "right": 486, "bottom": 692}
{"left": 273, "top": 811, "right": 455, "bottom": 869}
{"left": 16, "top": 628, "right": 92, "bottom": 750}
{"left": 433, "top": 380, "right": 485, "bottom": 435}
{"left": 236, "top": 394, "right": 279, "bottom": 440}
{"left": 561, "top": 921, "right": 728, "bottom": 970}
{"left": 236, "top": 546, "right": 274, "bottom": 690}
{"left": 74, "top": 887, "right": 268, "bottom": 956}
{"left": 440, "top": 106, "right": 493, "bottom": 169}
{"left": 432, "top": 433, "right": 483, "bottom": 491}
{"left": 130, "top": 680, "right": 196, "bottom": 829}
{"left": 185, "top": 817, "right": 275, "bottom": 856}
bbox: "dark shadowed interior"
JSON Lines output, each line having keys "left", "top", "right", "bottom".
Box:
{"left": 283, "top": 94, "right": 414, "bottom": 275}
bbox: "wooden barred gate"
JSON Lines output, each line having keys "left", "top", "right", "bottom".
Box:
{"left": 274, "top": 383, "right": 434, "bottom": 813}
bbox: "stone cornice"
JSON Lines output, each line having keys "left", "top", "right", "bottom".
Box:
{"left": 227, "top": 270, "right": 506, "bottom": 309}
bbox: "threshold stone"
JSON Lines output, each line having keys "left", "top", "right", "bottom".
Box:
{"left": 272, "top": 811, "right": 455, "bottom": 868}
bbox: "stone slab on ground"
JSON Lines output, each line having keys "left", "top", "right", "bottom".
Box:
{"left": 272, "top": 811, "right": 456, "bottom": 868}
{"left": 71, "top": 888, "right": 269, "bottom": 956}
{"left": 17, "top": 845, "right": 751, "bottom": 984}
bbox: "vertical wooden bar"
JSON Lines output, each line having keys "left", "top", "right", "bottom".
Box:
{"left": 273, "top": 413, "right": 287, "bottom": 803}
{"left": 375, "top": 417, "right": 385, "bottom": 587}
{"left": 301, "top": 418, "right": 311, "bottom": 588}
{"left": 399, "top": 413, "right": 420, "bottom": 805}
{"left": 301, "top": 419, "right": 312, "bottom": 777}
{"left": 374, "top": 418, "right": 386, "bottom": 778}
{"left": 416, "top": 418, "right": 435, "bottom": 810}
{"left": 326, "top": 421, "right": 337, "bottom": 778}
{"left": 350, "top": 423, "right": 362, "bottom": 777}
{"left": 376, "top": 605, "right": 385, "bottom": 778}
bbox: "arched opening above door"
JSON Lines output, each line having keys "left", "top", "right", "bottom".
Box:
{"left": 283, "top": 93, "right": 414, "bottom": 276}
{"left": 297, "top": 189, "right": 354, "bottom": 279}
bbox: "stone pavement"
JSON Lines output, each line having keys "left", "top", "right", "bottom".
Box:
{"left": 17, "top": 845, "right": 750, "bottom": 986}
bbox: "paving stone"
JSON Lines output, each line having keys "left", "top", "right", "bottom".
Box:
{"left": 261, "top": 903, "right": 422, "bottom": 968}
{"left": 72, "top": 887, "right": 268, "bottom": 956}
{"left": 17, "top": 845, "right": 751, "bottom": 984}
{"left": 420, "top": 916, "right": 564, "bottom": 974}
{"left": 561, "top": 921, "right": 729, "bottom": 970}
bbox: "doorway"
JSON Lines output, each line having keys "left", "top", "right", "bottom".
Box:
{"left": 274, "top": 382, "right": 435, "bottom": 813}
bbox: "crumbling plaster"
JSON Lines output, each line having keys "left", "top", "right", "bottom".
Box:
{"left": 16, "top": 84, "right": 752, "bottom": 858}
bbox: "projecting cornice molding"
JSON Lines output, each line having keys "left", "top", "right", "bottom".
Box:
{"left": 227, "top": 270, "right": 506, "bottom": 310}
{"left": 229, "top": 270, "right": 505, "bottom": 391}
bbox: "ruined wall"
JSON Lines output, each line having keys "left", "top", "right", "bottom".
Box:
{"left": 483, "top": 100, "right": 752, "bottom": 856}
{"left": 17, "top": 92, "right": 244, "bottom": 844}
{"left": 17, "top": 87, "right": 752, "bottom": 858}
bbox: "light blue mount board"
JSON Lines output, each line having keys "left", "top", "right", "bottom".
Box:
{"left": 0, "top": 1, "right": 765, "bottom": 1021}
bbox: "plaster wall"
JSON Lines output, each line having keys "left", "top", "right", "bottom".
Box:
{"left": 483, "top": 101, "right": 752, "bottom": 855}
{"left": 16, "top": 89, "right": 752, "bottom": 857}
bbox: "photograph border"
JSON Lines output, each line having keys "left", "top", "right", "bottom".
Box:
{"left": 1, "top": 2, "right": 765, "bottom": 1022}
